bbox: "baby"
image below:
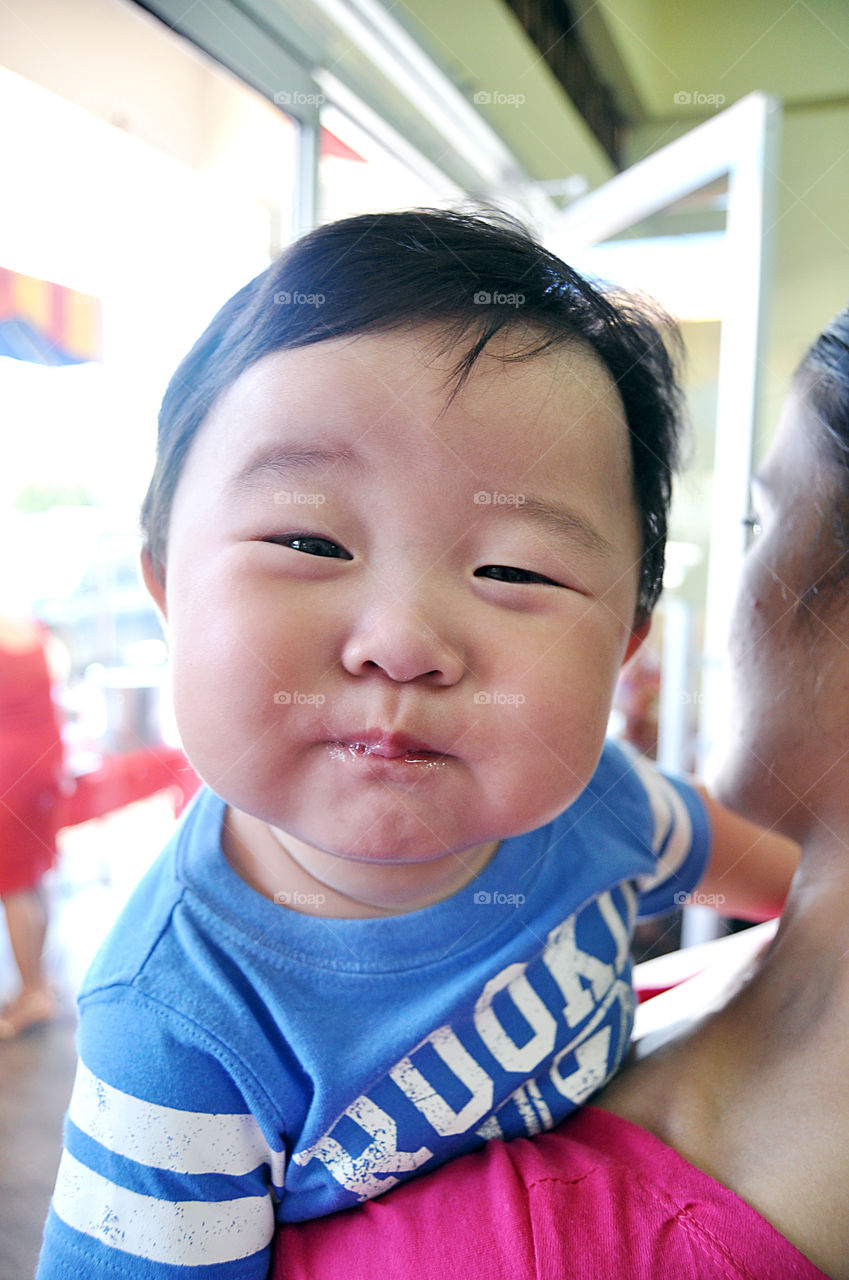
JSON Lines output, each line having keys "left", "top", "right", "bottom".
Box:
{"left": 37, "top": 210, "right": 795, "bottom": 1279}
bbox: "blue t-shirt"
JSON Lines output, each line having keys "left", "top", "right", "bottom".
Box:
{"left": 38, "top": 741, "right": 709, "bottom": 1278}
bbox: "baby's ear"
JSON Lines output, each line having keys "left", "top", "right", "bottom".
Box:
{"left": 141, "top": 548, "right": 167, "bottom": 618}
{"left": 622, "top": 618, "right": 651, "bottom": 667}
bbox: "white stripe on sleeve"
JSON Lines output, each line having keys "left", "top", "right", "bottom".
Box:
{"left": 628, "top": 756, "right": 694, "bottom": 891}
{"left": 69, "top": 1061, "right": 285, "bottom": 1184}
{"left": 52, "top": 1149, "right": 274, "bottom": 1265}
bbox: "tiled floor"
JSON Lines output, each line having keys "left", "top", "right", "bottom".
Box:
{"left": 0, "top": 1002, "right": 77, "bottom": 1279}
{"left": 0, "top": 795, "right": 179, "bottom": 1278}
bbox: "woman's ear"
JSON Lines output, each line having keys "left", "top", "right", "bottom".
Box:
{"left": 141, "top": 549, "right": 167, "bottom": 618}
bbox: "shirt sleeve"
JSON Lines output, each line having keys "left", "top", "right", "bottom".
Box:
{"left": 36, "top": 990, "right": 286, "bottom": 1279}
{"left": 626, "top": 754, "right": 711, "bottom": 920}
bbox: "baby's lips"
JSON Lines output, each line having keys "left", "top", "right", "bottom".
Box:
{"left": 332, "top": 729, "right": 446, "bottom": 758}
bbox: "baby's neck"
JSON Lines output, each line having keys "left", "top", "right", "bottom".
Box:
{"left": 221, "top": 807, "right": 500, "bottom": 918}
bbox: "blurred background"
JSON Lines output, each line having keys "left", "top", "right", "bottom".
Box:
{"left": 0, "top": 1, "right": 847, "bottom": 1268}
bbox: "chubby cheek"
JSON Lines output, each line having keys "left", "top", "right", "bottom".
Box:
{"left": 167, "top": 632, "right": 275, "bottom": 792}
{"left": 165, "top": 583, "right": 327, "bottom": 787}
{"left": 481, "top": 708, "right": 606, "bottom": 836}
{"left": 481, "top": 635, "right": 625, "bottom": 828}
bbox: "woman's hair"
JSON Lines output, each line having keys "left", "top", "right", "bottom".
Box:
{"left": 793, "top": 304, "right": 849, "bottom": 601}
{"left": 141, "top": 208, "right": 684, "bottom": 624}
{"left": 796, "top": 305, "right": 849, "bottom": 473}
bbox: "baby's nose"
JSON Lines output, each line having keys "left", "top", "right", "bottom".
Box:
{"left": 340, "top": 594, "right": 465, "bottom": 686}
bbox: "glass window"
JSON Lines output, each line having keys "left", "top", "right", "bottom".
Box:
{"left": 0, "top": 14, "right": 297, "bottom": 684}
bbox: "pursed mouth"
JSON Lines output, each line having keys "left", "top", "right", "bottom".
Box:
{"left": 329, "top": 730, "right": 448, "bottom": 761}
{"left": 345, "top": 743, "right": 440, "bottom": 762}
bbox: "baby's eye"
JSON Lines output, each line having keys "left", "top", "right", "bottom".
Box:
{"left": 273, "top": 535, "right": 353, "bottom": 559}
{"left": 475, "top": 565, "right": 559, "bottom": 586}
{"left": 741, "top": 514, "right": 762, "bottom": 538}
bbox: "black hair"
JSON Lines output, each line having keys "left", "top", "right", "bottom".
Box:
{"left": 796, "top": 305, "right": 849, "bottom": 477}
{"left": 793, "top": 303, "right": 849, "bottom": 603}
{"left": 141, "top": 208, "right": 684, "bottom": 623}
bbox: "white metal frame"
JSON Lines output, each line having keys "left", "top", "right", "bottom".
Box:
{"left": 308, "top": 0, "right": 525, "bottom": 192}
{"left": 550, "top": 92, "right": 781, "bottom": 771}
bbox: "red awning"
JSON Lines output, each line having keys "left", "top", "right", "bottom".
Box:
{"left": 0, "top": 266, "right": 101, "bottom": 365}
{"left": 320, "top": 127, "right": 366, "bottom": 164}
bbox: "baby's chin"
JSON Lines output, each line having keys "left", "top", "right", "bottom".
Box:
{"left": 267, "top": 822, "right": 461, "bottom": 866}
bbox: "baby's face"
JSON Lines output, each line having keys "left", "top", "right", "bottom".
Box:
{"left": 148, "top": 327, "right": 645, "bottom": 896}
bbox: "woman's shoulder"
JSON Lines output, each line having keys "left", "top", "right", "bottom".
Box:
{"left": 598, "top": 965, "right": 849, "bottom": 1280}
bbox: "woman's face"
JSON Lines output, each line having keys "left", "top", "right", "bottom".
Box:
{"left": 712, "top": 387, "right": 849, "bottom": 839}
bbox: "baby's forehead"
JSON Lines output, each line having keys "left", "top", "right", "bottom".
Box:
{"left": 217, "top": 325, "right": 619, "bottom": 425}
{"left": 185, "top": 329, "right": 631, "bottom": 523}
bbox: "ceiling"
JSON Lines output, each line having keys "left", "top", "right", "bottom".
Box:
{"left": 132, "top": 0, "right": 848, "bottom": 215}
{"left": 388, "top": 0, "right": 849, "bottom": 181}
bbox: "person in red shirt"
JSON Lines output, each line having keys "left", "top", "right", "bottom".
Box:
{"left": 0, "top": 613, "right": 64, "bottom": 1038}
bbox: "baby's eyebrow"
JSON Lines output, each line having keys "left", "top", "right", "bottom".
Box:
{"left": 228, "top": 448, "right": 613, "bottom": 555}
{"left": 228, "top": 444, "right": 364, "bottom": 493}
{"left": 500, "top": 496, "right": 615, "bottom": 558}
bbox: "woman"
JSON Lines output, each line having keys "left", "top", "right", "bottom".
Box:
{"left": 273, "top": 308, "right": 849, "bottom": 1279}
{"left": 0, "top": 613, "right": 64, "bottom": 1038}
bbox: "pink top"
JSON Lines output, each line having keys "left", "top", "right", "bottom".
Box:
{"left": 275, "top": 1106, "right": 827, "bottom": 1280}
